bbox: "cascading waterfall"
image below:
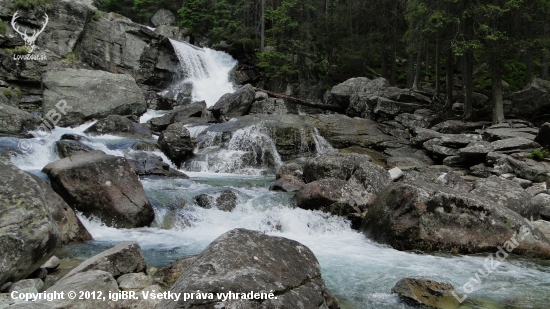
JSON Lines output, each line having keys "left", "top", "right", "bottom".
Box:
{"left": 169, "top": 39, "right": 237, "bottom": 107}
{"left": 183, "top": 123, "right": 283, "bottom": 175}
{"left": 312, "top": 127, "right": 336, "bottom": 155}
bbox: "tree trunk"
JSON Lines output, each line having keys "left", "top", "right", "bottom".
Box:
{"left": 425, "top": 42, "right": 430, "bottom": 71}
{"left": 390, "top": 47, "right": 397, "bottom": 86}
{"left": 543, "top": 51, "right": 549, "bottom": 80}
{"left": 407, "top": 51, "right": 415, "bottom": 88}
{"left": 445, "top": 41, "right": 454, "bottom": 116}
{"left": 260, "top": 0, "right": 266, "bottom": 52}
{"left": 525, "top": 48, "right": 533, "bottom": 86}
{"left": 412, "top": 44, "right": 423, "bottom": 90}
{"left": 381, "top": 49, "right": 389, "bottom": 80}
{"left": 435, "top": 34, "right": 441, "bottom": 98}
{"left": 462, "top": 50, "right": 474, "bottom": 120}
{"left": 491, "top": 49, "right": 505, "bottom": 124}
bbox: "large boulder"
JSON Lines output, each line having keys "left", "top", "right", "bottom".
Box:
{"left": 0, "top": 103, "right": 42, "bottom": 136}
{"left": 27, "top": 173, "right": 92, "bottom": 244}
{"left": 535, "top": 122, "right": 550, "bottom": 148}
{"left": 330, "top": 77, "right": 374, "bottom": 109}
{"left": 77, "top": 12, "right": 179, "bottom": 87}
{"left": 391, "top": 278, "right": 460, "bottom": 308}
{"left": 295, "top": 178, "right": 363, "bottom": 214}
{"left": 42, "top": 151, "right": 155, "bottom": 228}
{"left": 147, "top": 101, "right": 206, "bottom": 132}
{"left": 55, "top": 140, "right": 95, "bottom": 158}
{"left": 208, "top": 84, "right": 255, "bottom": 119}
{"left": 126, "top": 151, "right": 188, "bottom": 177}
{"left": 303, "top": 152, "right": 391, "bottom": 206}
{"left": 158, "top": 228, "right": 339, "bottom": 309}
{"left": 42, "top": 69, "right": 147, "bottom": 126}
{"left": 84, "top": 115, "right": 152, "bottom": 138}
{"left": 509, "top": 78, "right": 550, "bottom": 120}
{"left": 158, "top": 123, "right": 196, "bottom": 168}
{"left": 496, "top": 155, "right": 550, "bottom": 183}
{"left": 62, "top": 242, "right": 146, "bottom": 280}
{"left": 361, "top": 181, "right": 550, "bottom": 258}
{"left": 0, "top": 159, "right": 61, "bottom": 286}
{"left": 151, "top": 9, "right": 176, "bottom": 26}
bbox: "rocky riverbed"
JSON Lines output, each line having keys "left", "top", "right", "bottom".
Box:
{"left": 1, "top": 1, "right": 550, "bottom": 308}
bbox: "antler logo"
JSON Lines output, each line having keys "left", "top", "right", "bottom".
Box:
{"left": 11, "top": 11, "right": 49, "bottom": 54}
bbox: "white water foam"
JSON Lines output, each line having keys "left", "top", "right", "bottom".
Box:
{"left": 169, "top": 39, "right": 237, "bottom": 107}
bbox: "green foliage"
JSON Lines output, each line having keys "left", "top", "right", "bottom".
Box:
{"left": 0, "top": 20, "right": 6, "bottom": 35}
{"left": 92, "top": 10, "right": 102, "bottom": 21}
{"left": 2, "top": 89, "right": 12, "bottom": 99}
{"left": 10, "top": 0, "right": 50, "bottom": 9}
{"left": 256, "top": 51, "right": 299, "bottom": 82}
{"left": 178, "top": 0, "right": 213, "bottom": 35}
{"left": 98, "top": 0, "right": 124, "bottom": 13}
{"left": 5, "top": 46, "right": 31, "bottom": 55}
{"left": 63, "top": 51, "right": 80, "bottom": 63}
{"left": 529, "top": 148, "right": 550, "bottom": 160}
{"left": 133, "top": 0, "right": 165, "bottom": 22}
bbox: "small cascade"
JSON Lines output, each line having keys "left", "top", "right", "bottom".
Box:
{"left": 169, "top": 39, "right": 237, "bottom": 107}
{"left": 183, "top": 123, "right": 283, "bottom": 175}
{"left": 312, "top": 127, "right": 336, "bottom": 155}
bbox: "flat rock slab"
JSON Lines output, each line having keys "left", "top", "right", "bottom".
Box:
{"left": 392, "top": 278, "right": 461, "bottom": 309}
{"left": 491, "top": 137, "right": 541, "bottom": 152}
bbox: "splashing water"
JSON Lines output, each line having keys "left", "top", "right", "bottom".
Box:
{"left": 169, "top": 39, "right": 237, "bottom": 107}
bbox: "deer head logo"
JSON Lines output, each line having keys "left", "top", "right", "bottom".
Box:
{"left": 11, "top": 11, "right": 49, "bottom": 54}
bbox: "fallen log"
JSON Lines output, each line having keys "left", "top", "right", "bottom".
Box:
{"left": 253, "top": 88, "right": 343, "bottom": 112}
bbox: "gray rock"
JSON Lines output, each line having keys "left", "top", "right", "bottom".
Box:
{"left": 532, "top": 194, "right": 550, "bottom": 221}
{"left": 0, "top": 159, "right": 61, "bottom": 286}
{"left": 27, "top": 174, "right": 92, "bottom": 244}
{"left": 209, "top": 84, "right": 256, "bottom": 119}
{"left": 158, "top": 229, "right": 339, "bottom": 309}
{"left": 151, "top": 9, "right": 176, "bottom": 27}
{"left": 470, "top": 163, "right": 495, "bottom": 178}
{"left": 0, "top": 103, "right": 41, "bottom": 136}
{"left": 215, "top": 190, "right": 238, "bottom": 212}
{"left": 438, "top": 134, "right": 483, "bottom": 148}
{"left": 55, "top": 140, "right": 95, "bottom": 158}
{"left": 497, "top": 155, "right": 550, "bottom": 183}
{"left": 388, "top": 167, "right": 404, "bottom": 181}
{"left": 249, "top": 98, "right": 289, "bottom": 115}
{"left": 361, "top": 181, "right": 550, "bottom": 257}
{"left": 42, "top": 151, "right": 154, "bottom": 228}
{"left": 40, "top": 256, "right": 60, "bottom": 270}
{"left": 442, "top": 155, "right": 470, "bottom": 167}
{"left": 527, "top": 182, "right": 548, "bottom": 197}
{"left": 385, "top": 146, "right": 434, "bottom": 168}
{"left": 423, "top": 139, "right": 458, "bottom": 157}
{"left": 458, "top": 141, "right": 494, "bottom": 157}
{"left": 431, "top": 120, "right": 490, "bottom": 134}
{"left": 8, "top": 279, "right": 43, "bottom": 293}
{"left": 394, "top": 112, "right": 437, "bottom": 130}
{"left": 271, "top": 175, "right": 305, "bottom": 192}
{"left": 296, "top": 178, "right": 362, "bottom": 211}
{"left": 391, "top": 278, "right": 461, "bottom": 308}
{"left": 60, "top": 134, "right": 89, "bottom": 142}
{"left": 491, "top": 137, "right": 541, "bottom": 152}
{"left": 276, "top": 163, "right": 303, "bottom": 180}
{"left": 84, "top": 115, "right": 152, "bottom": 138}
{"left": 372, "top": 97, "right": 425, "bottom": 118}
{"left": 155, "top": 25, "right": 188, "bottom": 41}
{"left": 156, "top": 257, "right": 196, "bottom": 286}
{"left": 471, "top": 176, "right": 537, "bottom": 218}
{"left": 195, "top": 194, "right": 215, "bottom": 209}
{"left": 39, "top": 271, "right": 119, "bottom": 309}
{"left": 42, "top": 69, "right": 147, "bottom": 126}
{"left": 410, "top": 128, "right": 445, "bottom": 146}
{"left": 126, "top": 151, "right": 188, "bottom": 177}
{"left": 116, "top": 273, "right": 153, "bottom": 291}
{"left": 120, "top": 285, "right": 162, "bottom": 309}
{"left": 147, "top": 101, "right": 206, "bottom": 132}
{"left": 62, "top": 242, "right": 146, "bottom": 280}
{"left": 158, "top": 123, "right": 196, "bottom": 168}
{"left": 483, "top": 127, "right": 539, "bottom": 141}
{"left": 435, "top": 172, "right": 472, "bottom": 193}
{"left": 509, "top": 78, "right": 550, "bottom": 119}
{"left": 331, "top": 77, "right": 373, "bottom": 109}
{"left": 535, "top": 123, "right": 550, "bottom": 148}
{"left": 78, "top": 13, "right": 178, "bottom": 87}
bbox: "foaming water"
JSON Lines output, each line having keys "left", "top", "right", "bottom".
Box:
{"left": 169, "top": 39, "right": 237, "bottom": 106}
{"left": 75, "top": 175, "right": 550, "bottom": 309}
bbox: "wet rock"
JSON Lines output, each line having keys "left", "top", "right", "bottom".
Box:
{"left": 296, "top": 179, "right": 359, "bottom": 210}
{"left": 151, "top": 9, "right": 176, "bottom": 26}
{"left": 42, "top": 151, "right": 154, "bottom": 228}
{"left": 116, "top": 273, "right": 153, "bottom": 291}
{"left": 195, "top": 194, "right": 215, "bottom": 209}
{"left": 471, "top": 176, "right": 537, "bottom": 219}
{"left": 0, "top": 103, "right": 41, "bottom": 137}
{"left": 147, "top": 101, "right": 206, "bottom": 132}
{"left": 391, "top": 278, "right": 460, "bottom": 309}
{"left": 39, "top": 271, "right": 119, "bottom": 309}
{"left": 209, "top": 84, "right": 255, "bottom": 119}
{"left": 60, "top": 134, "right": 88, "bottom": 142}
{"left": 158, "top": 123, "right": 196, "bottom": 168}
{"left": 535, "top": 123, "right": 550, "bottom": 148}
{"left": 158, "top": 228, "right": 339, "bottom": 309}
{"left": 276, "top": 162, "right": 303, "bottom": 180}
{"left": 84, "top": 115, "right": 152, "bottom": 138}
{"left": 27, "top": 174, "right": 92, "bottom": 244}
{"left": 270, "top": 175, "right": 305, "bottom": 192}
{"left": 126, "top": 151, "right": 188, "bottom": 177}
{"left": 62, "top": 242, "right": 146, "bottom": 280}
{"left": 42, "top": 70, "right": 147, "bottom": 127}
{"left": 0, "top": 159, "right": 61, "bottom": 286}
{"left": 55, "top": 140, "right": 95, "bottom": 158}
{"left": 216, "top": 190, "right": 238, "bottom": 212}
{"left": 156, "top": 257, "right": 196, "bottom": 287}
{"left": 361, "top": 181, "right": 550, "bottom": 258}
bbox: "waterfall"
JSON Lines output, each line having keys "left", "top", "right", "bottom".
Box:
{"left": 183, "top": 123, "right": 283, "bottom": 175}
{"left": 312, "top": 127, "right": 336, "bottom": 155}
{"left": 169, "top": 39, "right": 237, "bottom": 107}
